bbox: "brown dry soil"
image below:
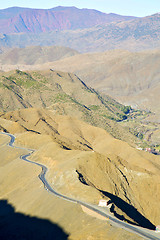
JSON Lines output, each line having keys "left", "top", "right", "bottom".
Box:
{"left": 0, "top": 108, "right": 160, "bottom": 239}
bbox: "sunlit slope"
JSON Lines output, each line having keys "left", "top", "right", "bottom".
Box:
{"left": 0, "top": 132, "right": 143, "bottom": 240}
{"left": 0, "top": 69, "right": 127, "bottom": 118}
{"left": 0, "top": 109, "right": 160, "bottom": 227}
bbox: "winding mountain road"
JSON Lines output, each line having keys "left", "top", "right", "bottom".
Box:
{"left": 1, "top": 132, "right": 160, "bottom": 240}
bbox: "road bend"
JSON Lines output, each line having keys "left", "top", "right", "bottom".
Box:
{"left": 1, "top": 132, "right": 160, "bottom": 240}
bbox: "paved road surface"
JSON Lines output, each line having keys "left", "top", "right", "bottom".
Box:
{"left": 1, "top": 132, "right": 160, "bottom": 240}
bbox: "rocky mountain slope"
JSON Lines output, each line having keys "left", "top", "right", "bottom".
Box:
{"left": 0, "top": 6, "right": 136, "bottom": 34}
{"left": 0, "top": 69, "right": 128, "bottom": 120}
{"left": 1, "top": 68, "right": 159, "bottom": 149}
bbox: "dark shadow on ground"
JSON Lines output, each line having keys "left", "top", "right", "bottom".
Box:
{"left": 76, "top": 170, "right": 89, "bottom": 186}
{"left": 0, "top": 200, "right": 69, "bottom": 240}
{"left": 108, "top": 202, "right": 140, "bottom": 226}
{"left": 99, "top": 190, "right": 156, "bottom": 230}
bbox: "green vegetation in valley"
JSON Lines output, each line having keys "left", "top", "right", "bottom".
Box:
{"left": 1, "top": 70, "right": 42, "bottom": 89}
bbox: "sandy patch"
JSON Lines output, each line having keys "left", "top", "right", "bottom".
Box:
{"left": 81, "top": 205, "right": 108, "bottom": 221}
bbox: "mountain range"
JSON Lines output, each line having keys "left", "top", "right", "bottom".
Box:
{"left": 0, "top": 7, "right": 160, "bottom": 52}
{"left": 0, "top": 6, "right": 136, "bottom": 34}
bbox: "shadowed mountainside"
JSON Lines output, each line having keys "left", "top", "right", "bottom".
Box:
{"left": 99, "top": 190, "right": 155, "bottom": 230}
{"left": 0, "top": 200, "right": 69, "bottom": 240}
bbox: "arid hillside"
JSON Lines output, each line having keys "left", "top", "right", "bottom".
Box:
{"left": 0, "top": 46, "right": 79, "bottom": 65}
{"left": 0, "top": 108, "right": 160, "bottom": 239}
{"left": 48, "top": 49, "right": 160, "bottom": 147}
{"left": 0, "top": 119, "right": 145, "bottom": 240}
{"left": 0, "top": 6, "right": 160, "bottom": 240}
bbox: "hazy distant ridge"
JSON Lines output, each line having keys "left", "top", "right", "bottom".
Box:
{"left": 0, "top": 45, "right": 79, "bottom": 65}
{"left": 0, "top": 11, "right": 160, "bottom": 52}
{"left": 0, "top": 6, "right": 136, "bottom": 34}
{"left": 0, "top": 7, "right": 160, "bottom": 52}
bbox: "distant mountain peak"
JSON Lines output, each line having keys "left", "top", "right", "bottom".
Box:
{"left": 52, "top": 6, "right": 79, "bottom": 10}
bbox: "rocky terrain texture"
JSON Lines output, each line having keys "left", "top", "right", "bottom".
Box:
{"left": 0, "top": 6, "right": 160, "bottom": 240}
